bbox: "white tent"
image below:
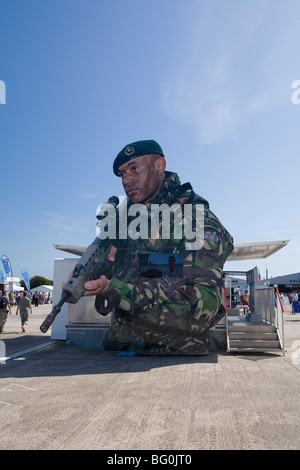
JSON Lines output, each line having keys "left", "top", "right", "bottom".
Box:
{"left": 30, "top": 285, "right": 53, "bottom": 293}
{"left": 12, "top": 283, "right": 24, "bottom": 292}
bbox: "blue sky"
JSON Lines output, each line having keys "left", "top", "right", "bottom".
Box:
{"left": 0, "top": 0, "right": 300, "bottom": 282}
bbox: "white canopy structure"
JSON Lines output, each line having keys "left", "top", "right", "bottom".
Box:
{"left": 30, "top": 285, "right": 53, "bottom": 293}
{"left": 227, "top": 240, "right": 289, "bottom": 261}
{"left": 53, "top": 240, "right": 289, "bottom": 261}
{"left": 53, "top": 244, "right": 88, "bottom": 257}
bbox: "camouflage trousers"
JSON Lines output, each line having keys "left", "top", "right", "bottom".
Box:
{"left": 103, "top": 304, "right": 226, "bottom": 355}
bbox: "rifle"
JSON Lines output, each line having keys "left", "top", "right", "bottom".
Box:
{"left": 40, "top": 196, "right": 119, "bottom": 333}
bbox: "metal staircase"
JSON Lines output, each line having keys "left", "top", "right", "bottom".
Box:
{"left": 227, "top": 323, "right": 283, "bottom": 353}
{"left": 225, "top": 283, "right": 285, "bottom": 355}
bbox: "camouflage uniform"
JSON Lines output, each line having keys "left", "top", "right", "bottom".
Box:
{"left": 98, "top": 171, "right": 233, "bottom": 354}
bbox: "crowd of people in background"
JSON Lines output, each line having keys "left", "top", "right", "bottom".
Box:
{"left": 233, "top": 289, "right": 251, "bottom": 307}
{"left": 0, "top": 290, "right": 52, "bottom": 333}
{"left": 8, "top": 290, "right": 52, "bottom": 306}
{"left": 284, "top": 291, "right": 300, "bottom": 304}
{"left": 233, "top": 288, "right": 300, "bottom": 307}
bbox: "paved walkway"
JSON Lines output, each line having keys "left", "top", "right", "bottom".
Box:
{"left": 0, "top": 303, "right": 299, "bottom": 450}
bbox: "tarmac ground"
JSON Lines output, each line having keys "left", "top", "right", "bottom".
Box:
{"left": 0, "top": 302, "right": 300, "bottom": 451}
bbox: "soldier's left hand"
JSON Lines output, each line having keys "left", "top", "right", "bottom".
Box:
{"left": 83, "top": 246, "right": 117, "bottom": 296}
{"left": 83, "top": 275, "right": 110, "bottom": 296}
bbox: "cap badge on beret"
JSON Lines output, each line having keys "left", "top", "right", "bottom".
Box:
{"left": 124, "top": 146, "right": 135, "bottom": 156}
{"left": 113, "top": 139, "right": 164, "bottom": 176}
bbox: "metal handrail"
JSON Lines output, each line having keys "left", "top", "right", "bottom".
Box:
{"left": 255, "top": 286, "right": 284, "bottom": 350}
{"left": 222, "top": 286, "right": 230, "bottom": 353}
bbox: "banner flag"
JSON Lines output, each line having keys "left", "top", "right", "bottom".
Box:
{"left": 1, "top": 255, "right": 13, "bottom": 278}
{"left": 21, "top": 270, "right": 31, "bottom": 291}
{"left": 0, "top": 270, "right": 3, "bottom": 282}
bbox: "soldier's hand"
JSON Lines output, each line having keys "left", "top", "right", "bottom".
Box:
{"left": 83, "top": 246, "right": 117, "bottom": 297}
{"left": 83, "top": 275, "right": 110, "bottom": 296}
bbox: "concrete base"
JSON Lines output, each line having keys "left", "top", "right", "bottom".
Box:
{"left": 209, "top": 327, "right": 226, "bottom": 351}
{"left": 66, "top": 324, "right": 108, "bottom": 350}
{"left": 66, "top": 323, "right": 227, "bottom": 352}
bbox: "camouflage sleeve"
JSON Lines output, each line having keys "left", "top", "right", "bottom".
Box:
{"left": 183, "top": 202, "right": 234, "bottom": 289}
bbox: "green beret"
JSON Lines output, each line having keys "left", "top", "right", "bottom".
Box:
{"left": 113, "top": 139, "right": 164, "bottom": 176}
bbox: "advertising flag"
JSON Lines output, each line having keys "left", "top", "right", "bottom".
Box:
{"left": 0, "top": 270, "right": 3, "bottom": 282}
{"left": 1, "top": 255, "right": 13, "bottom": 278}
{"left": 21, "top": 270, "right": 31, "bottom": 291}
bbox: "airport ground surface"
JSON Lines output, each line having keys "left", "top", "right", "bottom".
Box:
{"left": 0, "top": 302, "right": 299, "bottom": 450}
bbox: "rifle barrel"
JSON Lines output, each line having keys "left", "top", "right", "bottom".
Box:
{"left": 40, "top": 292, "right": 70, "bottom": 333}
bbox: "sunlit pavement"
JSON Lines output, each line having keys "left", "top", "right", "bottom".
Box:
{"left": 0, "top": 303, "right": 299, "bottom": 450}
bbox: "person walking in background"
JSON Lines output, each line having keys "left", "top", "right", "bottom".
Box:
{"left": 242, "top": 290, "right": 250, "bottom": 306}
{"left": 34, "top": 291, "right": 39, "bottom": 307}
{"left": 16, "top": 291, "right": 32, "bottom": 332}
{"left": 9, "top": 291, "right": 14, "bottom": 306}
{"left": 0, "top": 290, "right": 12, "bottom": 332}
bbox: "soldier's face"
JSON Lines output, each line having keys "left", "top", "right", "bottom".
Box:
{"left": 118, "top": 155, "right": 166, "bottom": 203}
